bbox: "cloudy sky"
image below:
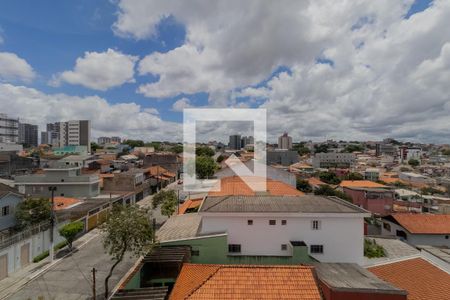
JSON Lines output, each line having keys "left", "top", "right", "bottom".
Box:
{"left": 0, "top": 0, "right": 449, "bottom": 143}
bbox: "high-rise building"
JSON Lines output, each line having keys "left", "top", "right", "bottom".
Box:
{"left": 98, "top": 137, "right": 111, "bottom": 145}
{"left": 111, "top": 136, "right": 121, "bottom": 144}
{"left": 18, "top": 123, "right": 38, "bottom": 147}
{"left": 241, "top": 136, "right": 254, "bottom": 148}
{"left": 278, "top": 132, "right": 293, "bottom": 150}
{"left": 229, "top": 135, "right": 241, "bottom": 150}
{"left": 42, "top": 120, "right": 91, "bottom": 152}
{"left": 0, "top": 113, "right": 19, "bottom": 143}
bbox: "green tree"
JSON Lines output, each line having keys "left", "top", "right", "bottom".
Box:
{"left": 342, "top": 144, "right": 364, "bottom": 153}
{"left": 90, "top": 142, "right": 100, "bottom": 152}
{"left": 296, "top": 179, "right": 312, "bottom": 193}
{"left": 297, "top": 147, "right": 311, "bottom": 156}
{"left": 170, "top": 144, "right": 183, "bottom": 154}
{"left": 123, "top": 139, "right": 144, "bottom": 148}
{"left": 408, "top": 158, "right": 420, "bottom": 167}
{"left": 102, "top": 205, "right": 153, "bottom": 299}
{"left": 196, "top": 156, "right": 217, "bottom": 179}
{"left": 145, "top": 141, "right": 163, "bottom": 151}
{"left": 196, "top": 146, "right": 215, "bottom": 157}
{"left": 441, "top": 149, "right": 450, "bottom": 156}
{"left": 152, "top": 190, "right": 178, "bottom": 216}
{"left": 318, "top": 171, "right": 341, "bottom": 185}
{"left": 314, "top": 144, "right": 329, "bottom": 154}
{"left": 314, "top": 185, "right": 352, "bottom": 202}
{"left": 346, "top": 172, "right": 363, "bottom": 180}
{"left": 216, "top": 155, "right": 225, "bottom": 163}
{"left": 15, "top": 198, "right": 51, "bottom": 229}
{"left": 59, "top": 221, "right": 84, "bottom": 250}
{"left": 364, "top": 239, "right": 385, "bottom": 258}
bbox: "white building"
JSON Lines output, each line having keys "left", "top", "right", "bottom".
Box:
{"left": 0, "top": 114, "right": 19, "bottom": 144}
{"left": 278, "top": 132, "right": 293, "bottom": 150}
{"left": 399, "top": 147, "right": 421, "bottom": 163}
{"left": 399, "top": 172, "right": 434, "bottom": 186}
{"left": 198, "top": 195, "right": 370, "bottom": 265}
{"left": 312, "top": 153, "right": 355, "bottom": 168}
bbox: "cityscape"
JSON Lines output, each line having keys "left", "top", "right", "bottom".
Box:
{"left": 1, "top": 1, "right": 450, "bottom": 300}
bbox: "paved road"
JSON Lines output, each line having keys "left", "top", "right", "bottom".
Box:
{"left": 6, "top": 192, "right": 167, "bottom": 300}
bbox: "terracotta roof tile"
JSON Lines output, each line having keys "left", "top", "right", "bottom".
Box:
{"left": 340, "top": 180, "right": 387, "bottom": 188}
{"left": 178, "top": 198, "right": 203, "bottom": 215}
{"left": 368, "top": 258, "right": 450, "bottom": 300}
{"left": 390, "top": 213, "right": 450, "bottom": 234}
{"left": 170, "top": 264, "right": 321, "bottom": 300}
{"left": 52, "top": 196, "right": 82, "bottom": 211}
{"left": 208, "top": 176, "right": 303, "bottom": 197}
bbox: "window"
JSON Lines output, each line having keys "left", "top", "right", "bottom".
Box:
{"left": 311, "top": 220, "right": 321, "bottom": 230}
{"left": 281, "top": 220, "right": 287, "bottom": 225}
{"left": 383, "top": 222, "right": 391, "bottom": 231}
{"left": 228, "top": 244, "right": 241, "bottom": 253}
{"left": 247, "top": 220, "right": 253, "bottom": 225}
{"left": 269, "top": 220, "right": 276, "bottom": 225}
{"left": 191, "top": 250, "right": 200, "bottom": 256}
{"left": 1, "top": 206, "right": 10, "bottom": 216}
{"left": 445, "top": 235, "right": 449, "bottom": 240}
{"left": 281, "top": 244, "right": 287, "bottom": 251}
{"left": 310, "top": 245, "right": 324, "bottom": 254}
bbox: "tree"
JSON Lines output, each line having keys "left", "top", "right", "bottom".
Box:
{"left": 342, "top": 144, "right": 364, "bottom": 153}
{"left": 170, "top": 144, "right": 183, "bottom": 154}
{"left": 152, "top": 190, "right": 178, "bottom": 218}
{"left": 15, "top": 198, "right": 51, "bottom": 229}
{"left": 408, "top": 158, "right": 420, "bottom": 167}
{"left": 296, "top": 179, "right": 312, "bottom": 193}
{"left": 59, "top": 221, "right": 84, "bottom": 250}
{"left": 441, "top": 149, "right": 450, "bottom": 156}
{"left": 297, "top": 147, "right": 311, "bottom": 156}
{"left": 364, "top": 239, "right": 385, "bottom": 258}
{"left": 102, "top": 205, "right": 153, "bottom": 299}
{"left": 314, "top": 144, "right": 329, "bottom": 153}
{"left": 196, "top": 146, "right": 215, "bottom": 157}
{"left": 216, "top": 155, "right": 225, "bottom": 163}
{"left": 318, "top": 171, "right": 341, "bottom": 185}
{"left": 196, "top": 156, "right": 217, "bottom": 179}
{"left": 145, "top": 141, "right": 163, "bottom": 151}
{"left": 346, "top": 172, "right": 363, "bottom": 180}
{"left": 314, "top": 185, "right": 352, "bottom": 202}
{"left": 90, "top": 142, "right": 100, "bottom": 152}
{"left": 123, "top": 139, "right": 144, "bottom": 148}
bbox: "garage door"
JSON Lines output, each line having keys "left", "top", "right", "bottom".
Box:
{"left": 20, "top": 243, "right": 30, "bottom": 268}
{"left": 0, "top": 254, "right": 7, "bottom": 280}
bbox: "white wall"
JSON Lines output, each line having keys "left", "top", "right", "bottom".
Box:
{"left": 200, "top": 213, "right": 365, "bottom": 265}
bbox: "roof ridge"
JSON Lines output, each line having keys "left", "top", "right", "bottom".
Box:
{"left": 202, "top": 195, "right": 231, "bottom": 212}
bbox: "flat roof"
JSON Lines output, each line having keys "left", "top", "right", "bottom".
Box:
{"left": 418, "top": 245, "right": 450, "bottom": 264}
{"left": 156, "top": 214, "right": 202, "bottom": 242}
{"left": 363, "top": 236, "right": 420, "bottom": 267}
{"left": 200, "top": 195, "right": 369, "bottom": 214}
{"left": 315, "top": 263, "right": 406, "bottom": 295}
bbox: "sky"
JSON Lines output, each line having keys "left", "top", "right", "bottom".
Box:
{"left": 0, "top": 0, "right": 449, "bottom": 144}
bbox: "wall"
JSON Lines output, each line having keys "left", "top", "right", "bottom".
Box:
{"left": 0, "top": 193, "right": 22, "bottom": 231}
{"left": 381, "top": 220, "right": 450, "bottom": 247}
{"left": 344, "top": 188, "right": 393, "bottom": 215}
{"left": 318, "top": 281, "right": 407, "bottom": 300}
{"left": 199, "top": 214, "right": 365, "bottom": 264}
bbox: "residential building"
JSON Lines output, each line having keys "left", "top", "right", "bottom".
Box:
{"left": 18, "top": 123, "right": 38, "bottom": 147}
{"left": 339, "top": 180, "right": 387, "bottom": 190}
{"left": 97, "top": 136, "right": 111, "bottom": 144}
{"left": 375, "top": 143, "right": 397, "bottom": 157}
{"left": 52, "top": 145, "right": 88, "bottom": 156}
{"left": 158, "top": 194, "right": 370, "bottom": 265}
{"left": 364, "top": 168, "right": 380, "bottom": 181}
{"left": 143, "top": 153, "right": 181, "bottom": 177}
{"left": 0, "top": 152, "right": 35, "bottom": 178}
{"left": 0, "top": 143, "right": 23, "bottom": 152}
{"left": 170, "top": 264, "right": 322, "bottom": 300}
{"left": 43, "top": 120, "right": 91, "bottom": 152}
{"left": 15, "top": 166, "right": 100, "bottom": 198}
{"left": 312, "top": 153, "right": 355, "bottom": 168}
{"left": 228, "top": 134, "right": 241, "bottom": 150}
{"left": 343, "top": 187, "right": 394, "bottom": 216}
{"left": 278, "top": 132, "right": 293, "bottom": 150}
{"left": 0, "top": 113, "right": 19, "bottom": 143}
{"left": 368, "top": 258, "right": 450, "bottom": 300}
{"left": 111, "top": 136, "right": 121, "bottom": 143}
{"left": 0, "top": 184, "right": 23, "bottom": 231}
{"left": 398, "top": 172, "right": 434, "bottom": 187}
{"left": 240, "top": 135, "right": 254, "bottom": 149}
{"left": 267, "top": 150, "right": 299, "bottom": 166}
{"left": 399, "top": 146, "right": 421, "bottom": 163}
{"left": 381, "top": 214, "right": 450, "bottom": 247}
{"left": 103, "top": 169, "right": 149, "bottom": 201}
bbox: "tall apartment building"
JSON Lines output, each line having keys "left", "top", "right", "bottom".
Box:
{"left": 42, "top": 120, "right": 90, "bottom": 152}
{"left": 278, "top": 132, "right": 293, "bottom": 150}
{"left": 240, "top": 136, "right": 254, "bottom": 148}
{"left": 97, "top": 136, "right": 121, "bottom": 145}
{"left": 0, "top": 113, "right": 19, "bottom": 143}
{"left": 18, "top": 123, "right": 38, "bottom": 147}
{"left": 229, "top": 135, "right": 241, "bottom": 150}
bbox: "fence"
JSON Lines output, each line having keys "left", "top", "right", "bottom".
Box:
{"left": 0, "top": 222, "right": 50, "bottom": 250}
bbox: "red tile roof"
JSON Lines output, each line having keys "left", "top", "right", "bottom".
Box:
{"left": 368, "top": 258, "right": 450, "bottom": 300}
{"left": 52, "top": 197, "right": 82, "bottom": 211}
{"left": 390, "top": 213, "right": 450, "bottom": 234}
{"left": 170, "top": 264, "right": 321, "bottom": 300}
{"left": 340, "top": 180, "right": 387, "bottom": 188}
{"left": 208, "top": 176, "right": 303, "bottom": 197}
{"left": 178, "top": 198, "right": 203, "bottom": 215}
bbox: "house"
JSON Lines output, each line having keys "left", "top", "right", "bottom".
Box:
{"left": 398, "top": 172, "right": 434, "bottom": 187}
{"left": 0, "top": 184, "right": 23, "bottom": 231}
{"left": 143, "top": 153, "right": 181, "bottom": 178}
{"left": 169, "top": 264, "right": 322, "bottom": 300}
{"left": 266, "top": 150, "right": 299, "bottom": 166}
{"left": 0, "top": 152, "right": 35, "bottom": 178}
{"left": 158, "top": 194, "right": 370, "bottom": 265}
{"left": 368, "top": 258, "right": 450, "bottom": 300}
{"left": 103, "top": 169, "right": 150, "bottom": 201}
{"left": 312, "top": 153, "right": 355, "bottom": 168}
{"left": 308, "top": 177, "right": 327, "bottom": 190}
{"left": 343, "top": 187, "right": 394, "bottom": 215}
{"left": 339, "top": 180, "right": 387, "bottom": 190}
{"left": 15, "top": 166, "right": 100, "bottom": 198}
{"left": 381, "top": 214, "right": 450, "bottom": 247}
{"left": 364, "top": 168, "right": 380, "bottom": 181}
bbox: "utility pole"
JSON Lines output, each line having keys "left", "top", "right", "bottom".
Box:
{"left": 48, "top": 186, "right": 57, "bottom": 263}
{"left": 92, "top": 267, "right": 96, "bottom": 300}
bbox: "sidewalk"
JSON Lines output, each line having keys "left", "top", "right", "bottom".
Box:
{"left": 0, "top": 228, "right": 99, "bottom": 300}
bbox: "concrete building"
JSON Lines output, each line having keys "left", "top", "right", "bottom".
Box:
{"left": 278, "top": 132, "right": 293, "bottom": 150}
{"left": 97, "top": 136, "right": 111, "bottom": 145}
{"left": 375, "top": 143, "right": 397, "bottom": 157}
{"left": 143, "top": 153, "right": 181, "bottom": 177}
{"left": 0, "top": 143, "right": 23, "bottom": 153}
{"left": 364, "top": 168, "right": 380, "bottom": 181}
{"left": 267, "top": 150, "right": 299, "bottom": 166}
{"left": 0, "top": 152, "right": 35, "bottom": 178}
{"left": 343, "top": 187, "right": 394, "bottom": 216}
{"left": 18, "top": 123, "right": 38, "bottom": 147}
{"left": 42, "top": 120, "right": 90, "bottom": 152}
{"left": 15, "top": 166, "right": 100, "bottom": 198}
{"left": 228, "top": 135, "right": 241, "bottom": 150}
{"left": 399, "top": 172, "right": 434, "bottom": 187}
{"left": 312, "top": 153, "right": 355, "bottom": 169}
{"left": 381, "top": 214, "right": 450, "bottom": 247}
{"left": 0, "top": 114, "right": 19, "bottom": 144}
{"left": 240, "top": 136, "right": 254, "bottom": 149}
{"left": 0, "top": 185, "right": 23, "bottom": 231}
{"left": 399, "top": 146, "right": 421, "bottom": 163}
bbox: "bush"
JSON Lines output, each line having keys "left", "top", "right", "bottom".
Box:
{"left": 296, "top": 179, "right": 312, "bottom": 193}
{"left": 314, "top": 185, "right": 352, "bottom": 202}
{"left": 32, "top": 240, "right": 69, "bottom": 262}
{"left": 364, "top": 239, "right": 385, "bottom": 258}
{"left": 318, "top": 171, "right": 341, "bottom": 185}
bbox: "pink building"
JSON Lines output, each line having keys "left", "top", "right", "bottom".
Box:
{"left": 343, "top": 187, "right": 394, "bottom": 216}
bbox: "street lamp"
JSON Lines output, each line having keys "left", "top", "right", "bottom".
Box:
{"left": 48, "top": 186, "right": 57, "bottom": 263}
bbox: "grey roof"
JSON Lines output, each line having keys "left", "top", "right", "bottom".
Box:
{"left": 418, "top": 245, "right": 450, "bottom": 264}
{"left": 363, "top": 236, "right": 420, "bottom": 267}
{"left": 0, "top": 183, "right": 21, "bottom": 198}
{"left": 200, "top": 195, "right": 368, "bottom": 214}
{"left": 156, "top": 214, "right": 202, "bottom": 242}
{"left": 314, "top": 263, "right": 407, "bottom": 295}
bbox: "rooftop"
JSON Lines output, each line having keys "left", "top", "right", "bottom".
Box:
{"left": 385, "top": 214, "right": 450, "bottom": 234}
{"left": 156, "top": 214, "right": 203, "bottom": 242}
{"left": 363, "top": 236, "right": 420, "bottom": 267}
{"left": 417, "top": 245, "right": 450, "bottom": 265}
{"left": 169, "top": 264, "right": 322, "bottom": 300}
{"left": 53, "top": 196, "right": 83, "bottom": 211}
{"left": 178, "top": 198, "right": 203, "bottom": 215}
{"left": 340, "top": 180, "right": 387, "bottom": 189}
{"left": 314, "top": 263, "right": 406, "bottom": 295}
{"left": 368, "top": 258, "right": 450, "bottom": 300}
{"left": 200, "top": 195, "right": 369, "bottom": 214}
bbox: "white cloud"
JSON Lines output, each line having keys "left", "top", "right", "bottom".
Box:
{"left": 172, "top": 97, "right": 193, "bottom": 112}
{"left": 113, "top": 0, "right": 450, "bottom": 142}
{"left": 0, "top": 52, "right": 35, "bottom": 83}
{"left": 51, "top": 48, "right": 138, "bottom": 91}
{"left": 0, "top": 83, "right": 181, "bottom": 141}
